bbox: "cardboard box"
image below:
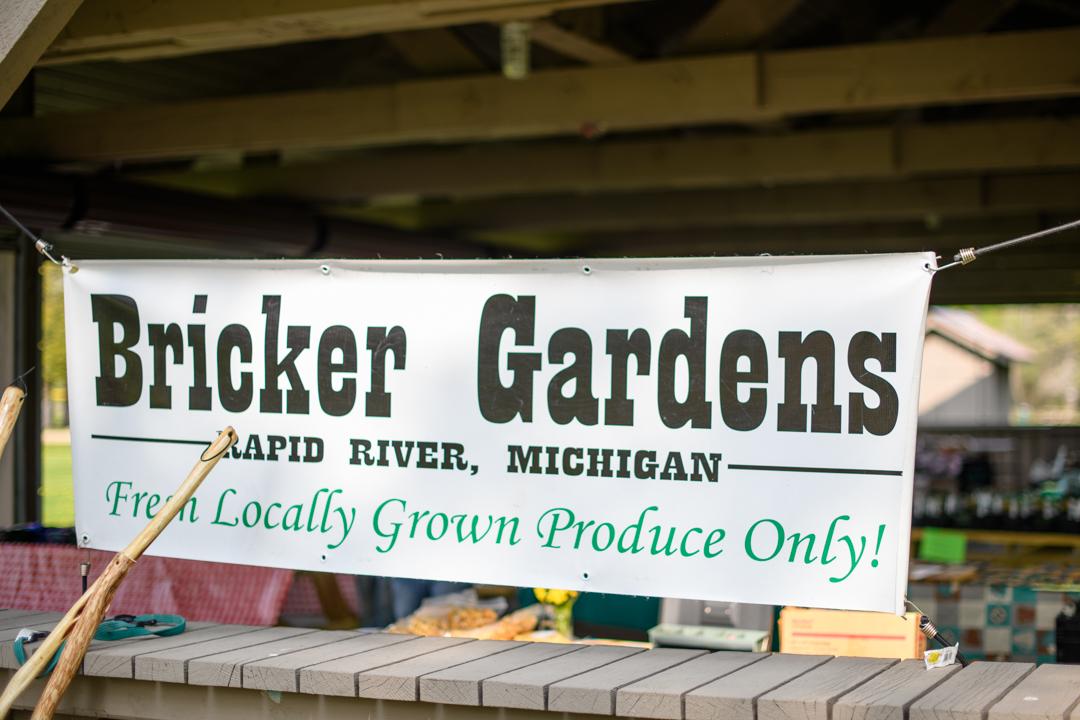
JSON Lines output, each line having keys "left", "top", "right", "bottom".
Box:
{"left": 780, "top": 607, "right": 925, "bottom": 659}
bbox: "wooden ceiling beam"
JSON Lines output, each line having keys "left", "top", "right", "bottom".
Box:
{"left": 573, "top": 216, "right": 1060, "bottom": 256}
{"left": 675, "top": 0, "right": 802, "bottom": 53}
{"left": 0, "top": 0, "right": 82, "bottom": 108}
{"left": 930, "top": 268, "right": 1080, "bottom": 305}
{"left": 338, "top": 171, "right": 1080, "bottom": 233}
{"left": 40, "top": 0, "right": 636, "bottom": 66}
{"left": 385, "top": 29, "right": 487, "bottom": 75}
{"left": 574, "top": 222, "right": 1080, "bottom": 304}
{"left": 924, "top": 0, "right": 1020, "bottom": 36}
{"left": 528, "top": 19, "right": 631, "bottom": 65}
{"left": 134, "top": 116, "right": 1080, "bottom": 201}
{"left": 6, "top": 26, "right": 1080, "bottom": 162}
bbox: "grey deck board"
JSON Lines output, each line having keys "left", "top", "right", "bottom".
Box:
{"left": 134, "top": 626, "right": 316, "bottom": 684}
{"left": 0, "top": 616, "right": 214, "bottom": 673}
{"left": 0, "top": 610, "right": 61, "bottom": 630}
{"left": 910, "top": 662, "right": 1035, "bottom": 720}
{"left": 242, "top": 632, "right": 409, "bottom": 692}
{"left": 758, "top": 656, "right": 897, "bottom": 720}
{"left": 617, "top": 652, "right": 769, "bottom": 719}
{"left": 0, "top": 615, "right": 64, "bottom": 669}
{"left": 834, "top": 659, "right": 962, "bottom": 720}
{"left": 301, "top": 636, "right": 473, "bottom": 697}
{"left": 485, "top": 644, "right": 645, "bottom": 711}
{"left": 83, "top": 624, "right": 261, "bottom": 679}
{"left": 187, "top": 629, "right": 358, "bottom": 688}
{"left": 356, "top": 639, "right": 526, "bottom": 702}
{"left": 6, "top": 607, "right": 1079, "bottom": 720}
{"left": 421, "top": 640, "right": 582, "bottom": 706}
{"left": 75, "top": 621, "right": 215, "bottom": 671}
{"left": 548, "top": 647, "right": 707, "bottom": 715}
{"left": 992, "top": 665, "right": 1080, "bottom": 720}
{"left": 685, "top": 653, "right": 833, "bottom": 720}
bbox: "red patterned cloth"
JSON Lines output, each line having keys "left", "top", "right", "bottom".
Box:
{"left": 280, "top": 572, "right": 360, "bottom": 616}
{"left": 0, "top": 543, "right": 293, "bottom": 625}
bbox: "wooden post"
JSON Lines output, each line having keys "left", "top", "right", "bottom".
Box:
{"left": 0, "top": 386, "right": 26, "bottom": 460}
{"left": 0, "top": 427, "right": 238, "bottom": 720}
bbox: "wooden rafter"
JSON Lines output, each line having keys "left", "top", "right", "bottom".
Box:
{"left": 675, "top": 0, "right": 802, "bottom": 53}
{"left": 924, "top": 0, "right": 1020, "bottom": 36}
{"left": 385, "top": 29, "right": 487, "bottom": 75}
{"left": 135, "top": 117, "right": 1080, "bottom": 202}
{"left": 575, "top": 216, "right": 1061, "bottom": 256}
{"left": 0, "top": 0, "right": 83, "bottom": 108}
{"left": 40, "top": 0, "right": 639, "bottom": 65}
{"left": 6, "top": 26, "right": 1080, "bottom": 162}
{"left": 529, "top": 19, "right": 631, "bottom": 65}
{"left": 331, "top": 171, "right": 1080, "bottom": 233}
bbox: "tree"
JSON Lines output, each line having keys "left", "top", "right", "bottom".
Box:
{"left": 40, "top": 263, "right": 66, "bottom": 391}
{"left": 972, "top": 304, "right": 1080, "bottom": 424}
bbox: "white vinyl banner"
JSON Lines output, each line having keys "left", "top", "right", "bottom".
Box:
{"left": 64, "top": 254, "right": 934, "bottom": 613}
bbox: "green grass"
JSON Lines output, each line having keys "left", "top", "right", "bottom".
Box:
{"left": 41, "top": 442, "right": 74, "bottom": 527}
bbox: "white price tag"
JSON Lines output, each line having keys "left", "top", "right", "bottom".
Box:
{"left": 924, "top": 644, "right": 958, "bottom": 669}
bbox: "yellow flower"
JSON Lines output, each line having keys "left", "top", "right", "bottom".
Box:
{"left": 533, "top": 588, "right": 579, "bottom": 606}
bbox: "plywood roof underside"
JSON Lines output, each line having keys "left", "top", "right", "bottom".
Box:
{"left": 2, "top": 0, "right": 1079, "bottom": 303}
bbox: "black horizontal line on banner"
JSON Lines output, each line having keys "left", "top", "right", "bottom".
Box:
{"left": 728, "top": 464, "right": 903, "bottom": 477}
{"left": 90, "top": 434, "right": 207, "bottom": 446}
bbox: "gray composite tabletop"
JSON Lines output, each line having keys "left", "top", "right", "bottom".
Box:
{"left": 0, "top": 607, "right": 1076, "bottom": 720}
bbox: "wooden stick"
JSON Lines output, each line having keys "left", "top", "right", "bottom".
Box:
{"left": 0, "top": 426, "right": 237, "bottom": 720}
{"left": 0, "top": 385, "right": 26, "bottom": 461}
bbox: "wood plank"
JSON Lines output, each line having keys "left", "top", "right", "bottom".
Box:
{"left": 355, "top": 639, "right": 525, "bottom": 701}
{"left": 12, "top": 26, "right": 1080, "bottom": 162}
{"left": 676, "top": 0, "right": 802, "bottom": 53}
{"left": 134, "top": 626, "right": 315, "bottom": 684}
{"left": 4, "top": 619, "right": 216, "bottom": 677}
{"left": 582, "top": 215, "right": 1056, "bottom": 257}
{"left": 385, "top": 29, "right": 487, "bottom": 75}
{"left": 991, "top": 665, "right": 1080, "bottom": 720}
{"left": 909, "top": 662, "right": 1035, "bottom": 720}
{"left": 758, "top": 657, "right": 898, "bottom": 720}
{"left": 243, "top": 632, "right": 411, "bottom": 693}
{"left": 300, "top": 635, "right": 472, "bottom": 697}
{"left": 0, "top": 614, "right": 63, "bottom": 669}
{"left": 186, "top": 629, "right": 357, "bottom": 688}
{"left": 548, "top": 648, "right": 707, "bottom": 715}
{"left": 363, "top": 171, "right": 1080, "bottom": 233}
{"left": 82, "top": 624, "right": 261, "bottom": 679}
{"left": 924, "top": 0, "right": 1019, "bottom": 36}
{"left": 420, "top": 641, "right": 582, "bottom": 706}
{"left": 3, "top": 655, "right": 1080, "bottom": 720}
{"left": 617, "top": 652, "right": 769, "bottom": 719}
{"left": 73, "top": 620, "right": 217, "bottom": 674}
{"left": 834, "top": 659, "right": 962, "bottom": 720}
{"left": 0, "top": 0, "right": 83, "bottom": 107}
{"left": 0, "top": 610, "right": 61, "bottom": 630}
{"left": 530, "top": 20, "right": 631, "bottom": 65}
{"left": 0, "top": 616, "right": 60, "bottom": 640}
{"left": 685, "top": 653, "right": 832, "bottom": 720}
{"left": 137, "top": 116, "right": 1080, "bottom": 203}
{"left": 484, "top": 644, "right": 644, "bottom": 711}
{"left": 43, "top": 0, "right": 636, "bottom": 65}
{"left": 909, "top": 529, "right": 1080, "bottom": 549}
{"left": 764, "top": 28, "right": 1080, "bottom": 115}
